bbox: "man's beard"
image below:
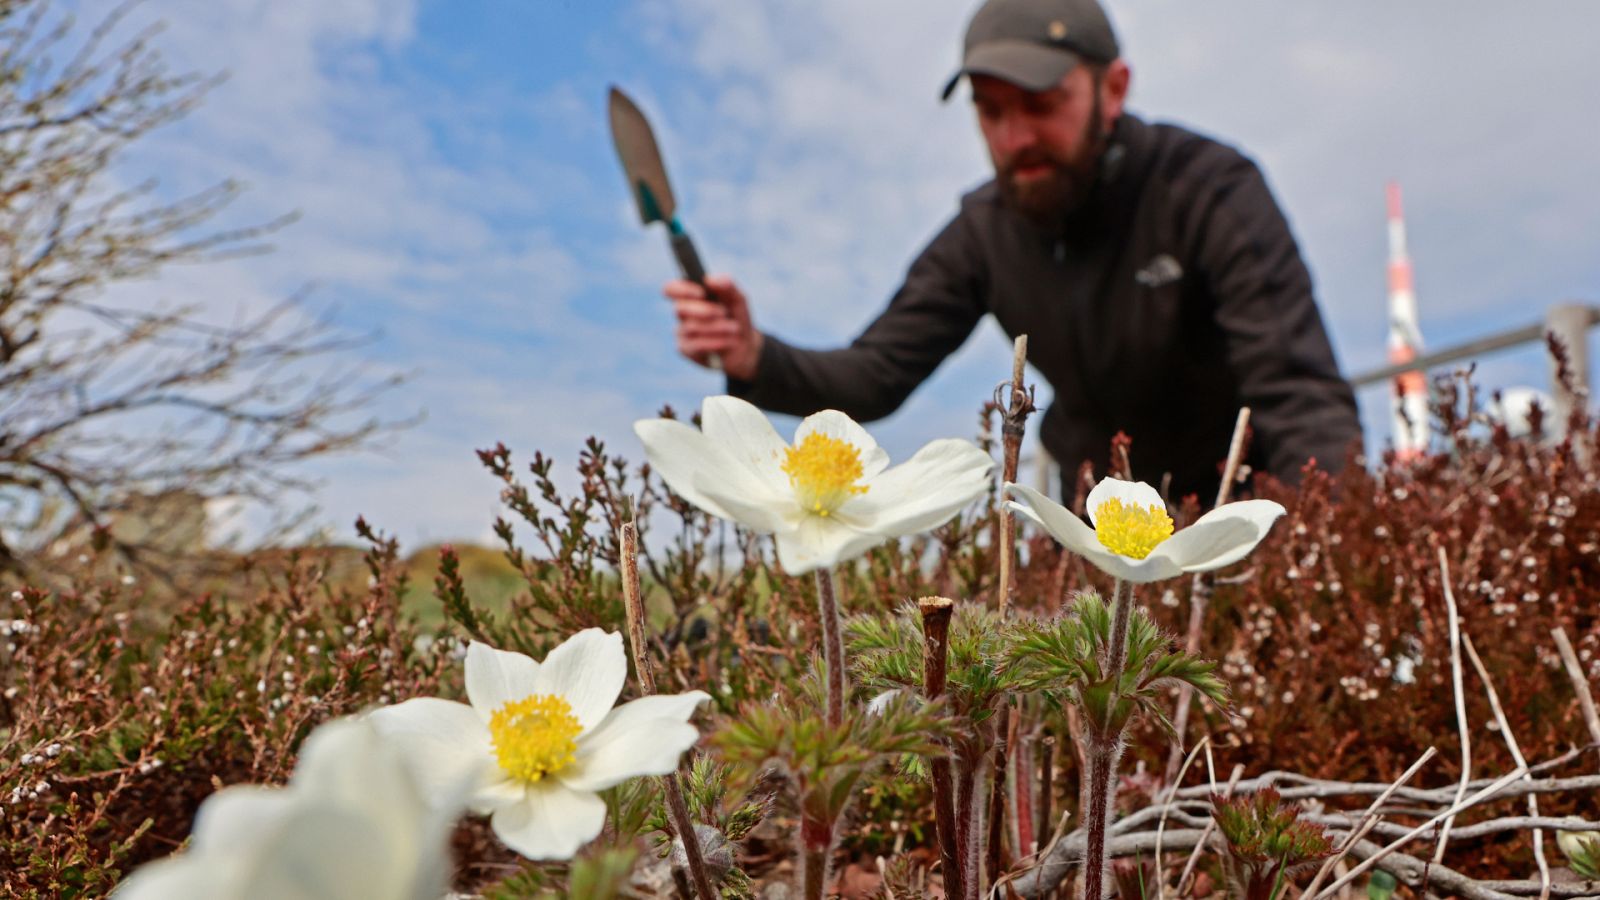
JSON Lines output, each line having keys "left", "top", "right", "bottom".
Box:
{"left": 997, "top": 94, "right": 1106, "bottom": 223}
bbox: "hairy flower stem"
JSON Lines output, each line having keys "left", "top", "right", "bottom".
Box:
{"left": 815, "top": 567, "right": 846, "bottom": 728}
{"left": 620, "top": 522, "right": 718, "bottom": 900}
{"left": 1082, "top": 578, "right": 1133, "bottom": 900}
{"left": 920, "top": 597, "right": 965, "bottom": 899}
{"left": 1081, "top": 738, "right": 1120, "bottom": 900}
{"left": 1103, "top": 578, "right": 1132, "bottom": 678}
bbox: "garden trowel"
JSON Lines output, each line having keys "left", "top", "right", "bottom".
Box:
{"left": 607, "top": 86, "right": 721, "bottom": 369}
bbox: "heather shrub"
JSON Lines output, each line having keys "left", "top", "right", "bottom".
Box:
{"left": 2, "top": 383, "right": 1597, "bottom": 897}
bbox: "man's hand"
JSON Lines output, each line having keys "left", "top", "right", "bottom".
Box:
{"left": 664, "top": 274, "right": 763, "bottom": 381}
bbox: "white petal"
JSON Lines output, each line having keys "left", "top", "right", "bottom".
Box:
{"left": 489, "top": 782, "right": 607, "bottom": 860}
{"left": 238, "top": 807, "right": 399, "bottom": 900}
{"left": 774, "top": 516, "right": 883, "bottom": 575}
{"left": 1152, "top": 499, "right": 1286, "bottom": 573}
{"left": 794, "top": 409, "right": 890, "bottom": 479}
{"left": 633, "top": 418, "right": 755, "bottom": 523}
{"left": 185, "top": 786, "right": 297, "bottom": 856}
{"left": 529, "top": 629, "right": 626, "bottom": 733}
{"left": 691, "top": 472, "right": 800, "bottom": 534}
{"left": 1006, "top": 483, "right": 1099, "bottom": 552}
{"left": 1085, "top": 477, "right": 1166, "bottom": 526}
{"left": 1078, "top": 549, "right": 1185, "bottom": 584}
{"left": 1006, "top": 483, "right": 1182, "bottom": 583}
{"left": 464, "top": 642, "right": 542, "bottom": 714}
{"left": 698, "top": 395, "right": 792, "bottom": 489}
{"left": 558, "top": 691, "right": 711, "bottom": 792}
{"left": 475, "top": 778, "right": 528, "bottom": 813}
{"left": 843, "top": 439, "right": 992, "bottom": 536}
{"left": 113, "top": 854, "right": 246, "bottom": 900}
{"left": 367, "top": 698, "right": 495, "bottom": 808}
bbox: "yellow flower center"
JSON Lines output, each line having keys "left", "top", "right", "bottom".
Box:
{"left": 487, "top": 693, "right": 581, "bottom": 783}
{"left": 1093, "top": 497, "right": 1175, "bottom": 559}
{"left": 781, "top": 432, "right": 868, "bottom": 517}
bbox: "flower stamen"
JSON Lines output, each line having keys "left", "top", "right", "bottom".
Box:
{"left": 782, "top": 432, "right": 868, "bottom": 517}
{"left": 1093, "top": 498, "right": 1174, "bottom": 559}
{"left": 488, "top": 693, "right": 581, "bottom": 783}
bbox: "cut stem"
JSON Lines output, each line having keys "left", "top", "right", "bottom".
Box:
{"left": 799, "top": 814, "right": 833, "bottom": 900}
{"left": 921, "top": 597, "right": 965, "bottom": 900}
{"left": 620, "top": 522, "right": 718, "bottom": 900}
{"left": 996, "top": 334, "right": 1034, "bottom": 616}
{"left": 989, "top": 335, "right": 1036, "bottom": 891}
{"left": 815, "top": 566, "right": 846, "bottom": 728}
{"left": 956, "top": 748, "right": 983, "bottom": 900}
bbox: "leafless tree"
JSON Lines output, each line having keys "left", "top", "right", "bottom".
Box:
{"left": 0, "top": 1, "right": 404, "bottom": 581}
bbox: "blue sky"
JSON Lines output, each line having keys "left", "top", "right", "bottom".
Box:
{"left": 70, "top": 0, "right": 1600, "bottom": 546}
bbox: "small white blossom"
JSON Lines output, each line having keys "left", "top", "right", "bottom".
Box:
{"left": 636, "top": 396, "right": 993, "bottom": 574}
{"left": 371, "top": 630, "right": 710, "bottom": 861}
{"left": 1007, "top": 477, "right": 1284, "bottom": 584}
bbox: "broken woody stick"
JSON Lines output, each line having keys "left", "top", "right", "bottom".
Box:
{"left": 619, "top": 521, "right": 719, "bottom": 900}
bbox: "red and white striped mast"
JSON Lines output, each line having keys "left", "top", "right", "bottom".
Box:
{"left": 1386, "top": 181, "right": 1428, "bottom": 460}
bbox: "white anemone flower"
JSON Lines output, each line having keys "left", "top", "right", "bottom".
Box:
{"left": 369, "top": 629, "right": 710, "bottom": 861}
{"left": 113, "top": 717, "right": 459, "bottom": 900}
{"left": 1006, "top": 477, "right": 1285, "bottom": 584}
{"left": 635, "top": 396, "right": 993, "bottom": 574}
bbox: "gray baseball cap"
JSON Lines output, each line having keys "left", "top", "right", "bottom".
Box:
{"left": 941, "top": 0, "right": 1120, "bottom": 101}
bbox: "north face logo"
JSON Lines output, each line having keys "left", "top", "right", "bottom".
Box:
{"left": 1135, "top": 254, "right": 1183, "bottom": 288}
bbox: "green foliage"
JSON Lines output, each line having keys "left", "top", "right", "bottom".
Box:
{"left": 432, "top": 543, "right": 496, "bottom": 642}
{"left": 477, "top": 847, "right": 638, "bottom": 900}
{"left": 563, "top": 847, "right": 640, "bottom": 900}
{"left": 1210, "top": 787, "right": 1335, "bottom": 900}
{"left": 1009, "top": 591, "right": 1227, "bottom": 740}
{"left": 670, "top": 755, "right": 773, "bottom": 843}
{"left": 713, "top": 662, "right": 952, "bottom": 830}
{"left": 604, "top": 777, "right": 663, "bottom": 848}
{"left": 636, "top": 756, "right": 768, "bottom": 899}
{"left": 1366, "top": 869, "right": 1398, "bottom": 900}
{"left": 848, "top": 600, "right": 1023, "bottom": 725}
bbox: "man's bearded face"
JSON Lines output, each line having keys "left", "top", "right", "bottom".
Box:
{"left": 973, "top": 69, "right": 1106, "bottom": 222}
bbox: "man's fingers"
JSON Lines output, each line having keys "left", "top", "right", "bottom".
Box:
{"left": 702, "top": 275, "right": 747, "bottom": 311}
{"left": 671, "top": 297, "right": 728, "bottom": 324}
{"left": 663, "top": 278, "right": 709, "bottom": 302}
{"left": 677, "top": 320, "right": 741, "bottom": 345}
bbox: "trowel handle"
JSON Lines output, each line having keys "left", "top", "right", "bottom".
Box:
{"left": 670, "top": 230, "right": 722, "bottom": 371}
{"left": 670, "top": 231, "right": 709, "bottom": 291}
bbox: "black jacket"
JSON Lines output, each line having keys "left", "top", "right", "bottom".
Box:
{"left": 730, "top": 114, "right": 1362, "bottom": 503}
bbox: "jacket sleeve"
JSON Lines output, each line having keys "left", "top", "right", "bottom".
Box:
{"left": 727, "top": 210, "right": 989, "bottom": 422}
{"left": 1188, "top": 154, "right": 1364, "bottom": 480}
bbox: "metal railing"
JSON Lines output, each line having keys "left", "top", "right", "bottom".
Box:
{"left": 1349, "top": 303, "right": 1597, "bottom": 422}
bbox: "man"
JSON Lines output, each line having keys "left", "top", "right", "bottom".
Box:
{"left": 664, "top": 0, "right": 1362, "bottom": 504}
